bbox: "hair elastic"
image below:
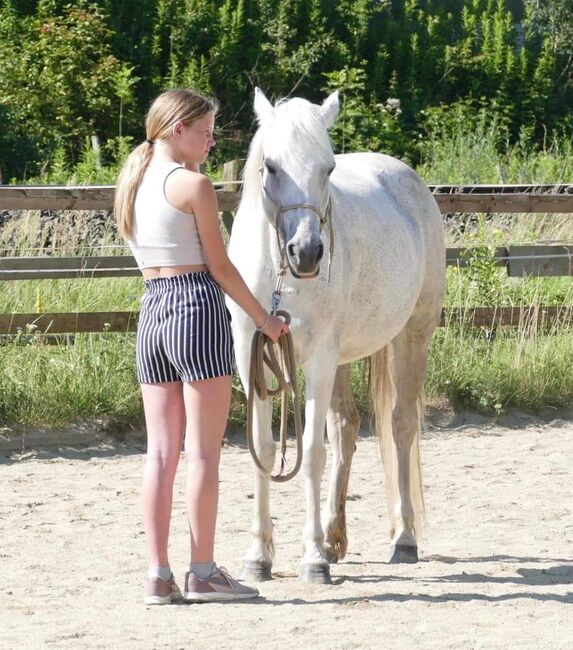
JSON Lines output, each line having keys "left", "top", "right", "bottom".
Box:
{"left": 146, "top": 138, "right": 155, "bottom": 145}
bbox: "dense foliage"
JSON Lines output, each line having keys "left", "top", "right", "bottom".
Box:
{"left": 0, "top": 0, "right": 572, "bottom": 180}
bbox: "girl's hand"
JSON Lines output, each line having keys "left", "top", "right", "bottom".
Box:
{"left": 259, "top": 314, "right": 290, "bottom": 343}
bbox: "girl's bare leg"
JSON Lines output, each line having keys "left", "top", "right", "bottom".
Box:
{"left": 141, "top": 382, "right": 185, "bottom": 568}
{"left": 183, "top": 375, "right": 232, "bottom": 563}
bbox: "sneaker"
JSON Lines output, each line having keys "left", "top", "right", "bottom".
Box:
{"left": 184, "top": 566, "right": 260, "bottom": 602}
{"left": 144, "top": 574, "right": 183, "bottom": 605}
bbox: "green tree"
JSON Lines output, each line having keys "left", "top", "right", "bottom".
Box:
{"left": 0, "top": 0, "right": 136, "bottom": 175}
{"left": 1, "top": 0, "right": 572, "bottom": 178}
{"left": 323, "top": 64, "right": 407, "bottom": 157}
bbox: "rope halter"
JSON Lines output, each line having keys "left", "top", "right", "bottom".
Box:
{"left": 258, "top": 166, "right": 334, "bottom": 282}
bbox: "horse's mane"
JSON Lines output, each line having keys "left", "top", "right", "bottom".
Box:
{"left": 241, "top": 128, "right": 265, "bottom": 210}
{"left": 241, "top": 98, "right": 333, "bottom": 212}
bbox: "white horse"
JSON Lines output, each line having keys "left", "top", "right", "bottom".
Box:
{"left": 227, "top": 88, "right": 445, "bottom": 583}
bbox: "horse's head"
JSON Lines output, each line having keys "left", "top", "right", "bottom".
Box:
{"left": 252, "top": 88, "right": 339, "bottom": 279}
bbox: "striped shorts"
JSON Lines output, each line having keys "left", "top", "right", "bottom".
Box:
{"left": 136, "top": 272, "right": 235, "bottom": 384}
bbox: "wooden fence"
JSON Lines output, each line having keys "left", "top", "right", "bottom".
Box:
{"left": 0, "top": 180, "right": 572, "bottom": 334}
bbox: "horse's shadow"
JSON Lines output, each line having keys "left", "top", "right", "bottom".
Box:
{"left": 333, "top": 564, "right": 573, "bottom": 588}
{"left": 259, "top": 557, "right": 573, "bottom": 606}
{"left": 345, "top": 553, "right": 572, "bottom": 567}
{"left": 265, "top": 589, "right": 572, "bottom": 606}
{"left": 424, "top": 553, "right": 573, "bottom": 565}
{"left": 338, "top": 554, "right": 573, "bottom": 586}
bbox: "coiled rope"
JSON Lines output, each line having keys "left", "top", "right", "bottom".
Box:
{"left": 246, "top": 309, "right": 303, "bottom": 483}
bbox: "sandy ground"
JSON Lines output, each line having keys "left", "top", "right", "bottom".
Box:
{"left": 1, "top": 410, "right": 572, "bottom": 650}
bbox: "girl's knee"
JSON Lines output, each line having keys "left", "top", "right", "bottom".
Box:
{"left": 145, "top": 446, "right": 181, "bottom": 471}
{"left": 183, "top": 450, "right": 221, "bottom": 467}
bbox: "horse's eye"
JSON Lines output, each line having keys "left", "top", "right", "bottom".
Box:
{"left": 265, "top": 162, "right": 276, "bottom": 175}
{"left": 327, "top": 165, "right": 335, "bottom": 176}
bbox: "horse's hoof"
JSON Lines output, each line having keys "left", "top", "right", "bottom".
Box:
{"left": 324, "top": 545, "right": 339, "bottom": 564}
{"left": 389, "top": 544, "right": 419, "bottom": 564}
{"left": 299, "top": 562, "right": 332, "bottom": 584}
{"left": 240, "top": 560, "right": 273, "bottom": 582}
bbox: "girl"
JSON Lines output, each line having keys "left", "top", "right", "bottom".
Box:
{"left": 114, "top": 88, "right": 288, "bottom": 604}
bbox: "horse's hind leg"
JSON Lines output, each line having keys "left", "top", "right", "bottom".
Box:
{"left": 323, "top": 363, "right": 360, "bottom": 564}
{"left": 387, "top": 325, "right": 432, "bottom": 563}
{"left": 371, "top": 323, "right": 432, "bottom": 564}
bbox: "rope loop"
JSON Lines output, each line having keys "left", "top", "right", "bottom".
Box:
{"left": 246, "top": 309, "right": 303, "bottom": 483}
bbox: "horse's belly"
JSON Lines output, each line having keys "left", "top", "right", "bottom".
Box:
{"left": 333, "top": 219, "right": 424, "bottom": 361}
{"left": 336, "top": 289, "right": 419, "bottom": 363}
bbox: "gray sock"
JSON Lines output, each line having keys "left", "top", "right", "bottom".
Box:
{"left": 189, "top": 561, "right": 216, "bottom": 579}
{"left": 148, "top": 565, "right": 172, "bottom": 581}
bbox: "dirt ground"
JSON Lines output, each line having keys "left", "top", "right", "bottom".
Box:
{"left": 1, "top": 409, "right": 572, "bottom": 649}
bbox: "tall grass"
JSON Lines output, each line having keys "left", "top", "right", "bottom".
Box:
{"left": 427, "top": 303, "right": 573, "bottom": 413}
{"left": 417, "top": 107, "right": 573, "bottom": 186}
{"left": 0, "top": 121, "right": 571, "bottom": 430}
{"left": 0, "top": 333, "right": 140, "bottom": 428}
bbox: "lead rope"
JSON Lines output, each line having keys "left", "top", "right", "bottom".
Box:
{"left": 246, "top": 267, "right": 303, "bottom": 483}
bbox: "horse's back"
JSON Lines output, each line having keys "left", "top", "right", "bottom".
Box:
{"left": 331, "top": 151, "right": 441, "bottom": 256}
{"left": 333, "top": 151, "right": 444, "bottom": 275}
{"left": 333, "top": 152, "right": 440, "bottom": 224}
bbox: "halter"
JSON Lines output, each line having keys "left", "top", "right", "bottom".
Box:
{"left": 258, "top": 167, "right": 335, "bottom": 294}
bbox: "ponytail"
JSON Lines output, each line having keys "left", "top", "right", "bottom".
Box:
{"left": 114, "top": 141, "right": 154, "bottom": 240}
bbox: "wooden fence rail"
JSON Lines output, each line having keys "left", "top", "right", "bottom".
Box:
{"left": 1, "top": 182, "right": 572, "bottom": 334}
{"left": 0, "top": 244, "right": 571, "bottom": 280}
{"left": 1, "top": 305, "right": 571, "bottom": 336}
{"left": 1, "top": 183, "right": 573, "bottom": 213}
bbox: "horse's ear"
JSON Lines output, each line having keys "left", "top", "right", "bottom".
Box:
{"left": 254, "top": 87, "right": 274, "bottom": 123}
{"left": 320, "top": 91, "right": 339, "bottom": 128}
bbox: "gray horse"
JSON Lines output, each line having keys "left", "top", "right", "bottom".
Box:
{"left": 227, "top": 88, "right": 445, "bottom": 583}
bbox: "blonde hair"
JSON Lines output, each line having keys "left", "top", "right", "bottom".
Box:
{"left": 114, "top": 88, "right": 218, "bottom": 239}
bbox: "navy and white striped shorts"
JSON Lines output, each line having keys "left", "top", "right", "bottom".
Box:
{"left": 136, "top": 272, "right": 235, "bottom": 384}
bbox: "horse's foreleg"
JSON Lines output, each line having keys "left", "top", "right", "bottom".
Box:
{"left": 323, "top": 363, "right": 360, "bottom": 564}
{"left": 299, "top": 355, "right": 337, "bottom": 583}
{"left": 240, "top": 394, "right": 275, "bottom": 581}
{"left": 233, "top": 336, "right": 276, "bottom": 582}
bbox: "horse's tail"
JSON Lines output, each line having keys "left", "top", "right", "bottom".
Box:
{"left": 369, "top": 344, "right": 425, "bottom": 540}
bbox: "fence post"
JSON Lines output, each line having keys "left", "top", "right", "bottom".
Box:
{"left": 221, "top": 159, "right": 244, "bottom": 236}
{"left": 91, "top": 135, "right": 102, "bottom": 171}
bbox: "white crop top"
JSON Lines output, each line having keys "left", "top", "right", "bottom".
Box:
{"left": 129, "top": 162, "right": 205, "bottom": 268}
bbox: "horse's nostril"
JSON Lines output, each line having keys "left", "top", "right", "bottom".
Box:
{"left": 287, "top": 243, "right": 297, "bottom": 258}
{"left": 316, "top": 243, "right": 324, "bottom": 261}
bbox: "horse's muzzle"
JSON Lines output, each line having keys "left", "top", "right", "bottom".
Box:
{"left": 286, "top": 240, "right": 324, "bottom": 278}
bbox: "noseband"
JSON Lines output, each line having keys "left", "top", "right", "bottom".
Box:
{"left": 278, "top": 202, "right": 329, "bottom": 225}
